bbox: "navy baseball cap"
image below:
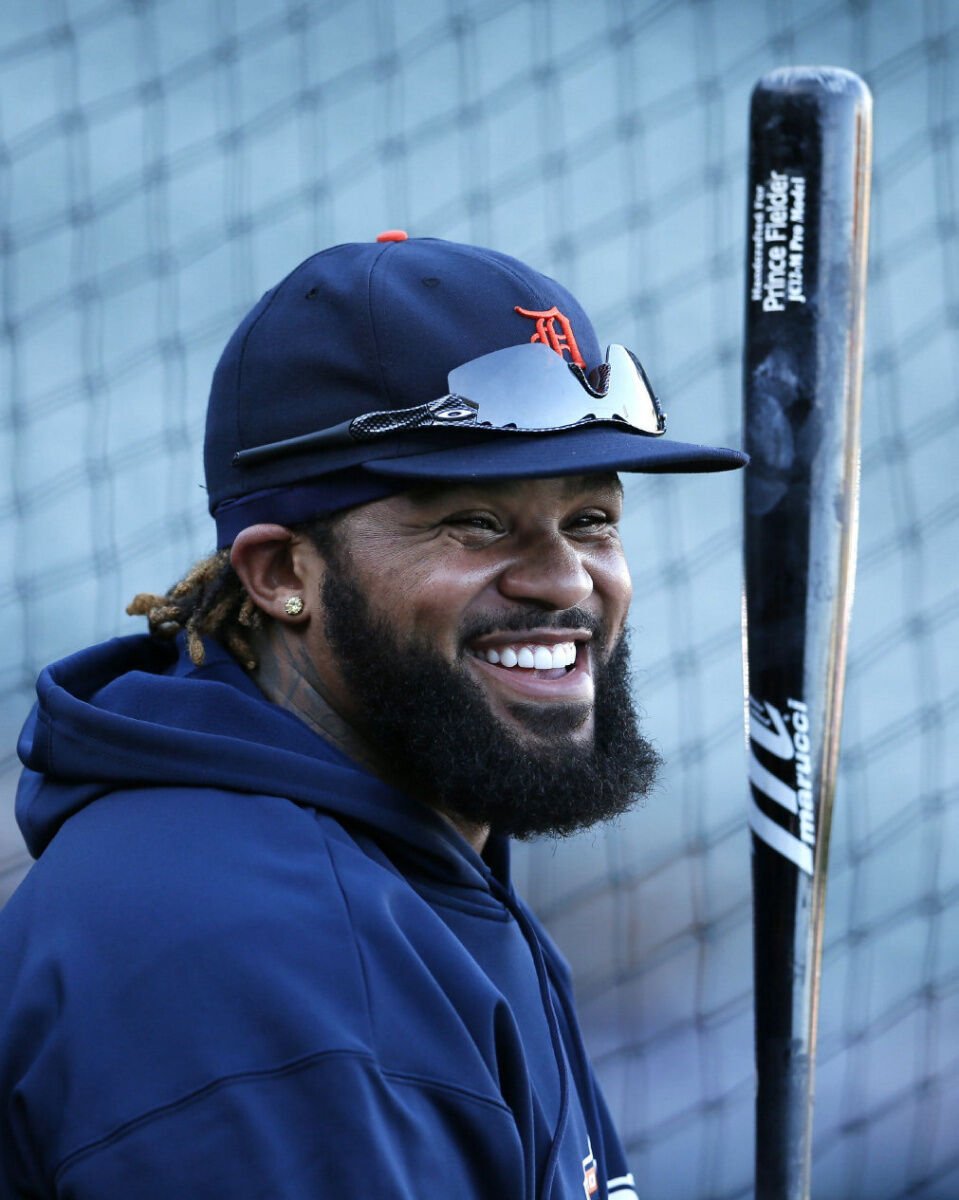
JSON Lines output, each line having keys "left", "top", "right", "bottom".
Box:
{"left": 205, "top": 233, "right": 747, "bottom": 545}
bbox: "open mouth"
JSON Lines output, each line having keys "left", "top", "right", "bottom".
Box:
{"left": 468, "top": 641, "right": 577, "bottom": 680}
{"left": 463, "top": 631, "right": 595, "bottom": 702}
{"left": 463, "top": 630, "right": 596, "bottom": 725}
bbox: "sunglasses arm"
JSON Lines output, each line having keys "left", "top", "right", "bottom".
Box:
{"left": 232, "top": 419, "right": 358, "bottom": 467}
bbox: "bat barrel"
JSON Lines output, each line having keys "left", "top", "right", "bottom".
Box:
{"left": 743, "top": 67, "right": 871, "bottom": 1199}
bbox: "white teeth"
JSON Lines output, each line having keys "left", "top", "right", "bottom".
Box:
{"left": 473, "top": 641, "right": 579, "bottom": 670}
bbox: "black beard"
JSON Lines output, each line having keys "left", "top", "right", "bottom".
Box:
{"left": 320, "top": 560, "right": 661, "bottom": 841}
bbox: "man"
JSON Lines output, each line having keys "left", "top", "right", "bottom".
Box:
{"left": 0, "top": 233, "right": 746, "bottom": 1197}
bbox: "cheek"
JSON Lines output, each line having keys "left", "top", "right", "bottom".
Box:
{"left": 409, "top": 565, "right": 490, "bottom": 641}
{"left": 347, "top": 547, "right": 436, "bottom": 610}
{"left": 353, "top": 554, "right": 489, "bottom": 649}
{"left": 595, "top": 550, "right": 633, "bottom": 628}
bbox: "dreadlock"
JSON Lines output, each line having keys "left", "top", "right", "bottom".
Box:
{"left": 126, "top": 548, "right": 261, "bottom": 670}
{"left": 126, "top": 518, "right": 338, "bottom": 671}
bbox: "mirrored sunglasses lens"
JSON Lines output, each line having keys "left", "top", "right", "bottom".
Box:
{"left": 450, "top": 343, "right": 659, "bottom": 433}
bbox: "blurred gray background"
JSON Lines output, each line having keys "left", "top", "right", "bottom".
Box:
{"left": 1, "top": 1, "right": 956, "bottom": 1196}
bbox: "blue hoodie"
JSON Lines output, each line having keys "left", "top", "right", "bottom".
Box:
{"left": 0, "top": 635, "right": 638, "bottom": 1200}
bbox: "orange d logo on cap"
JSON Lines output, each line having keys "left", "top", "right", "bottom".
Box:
{"left": 514, "top": 305, "right": 585, "bottom": 369}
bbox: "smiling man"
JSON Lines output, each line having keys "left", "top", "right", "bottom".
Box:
{"left": 0, "top": 235, "right": 745, "bottom": 1199}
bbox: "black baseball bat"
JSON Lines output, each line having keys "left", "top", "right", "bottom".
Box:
{"left": 742, "top": 67, "right": 872, "bottom": 1199}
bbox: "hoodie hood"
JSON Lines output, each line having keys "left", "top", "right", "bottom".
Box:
{"left": 16, "top": 634, "right": 505, "bottom": 888}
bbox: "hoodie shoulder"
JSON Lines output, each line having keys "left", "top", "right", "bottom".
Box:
{"left": 0, "top": 785, "right": 378, "bottom": 1164}
{"left": 6, "top": 783, "right": 371, "bottom": 1027}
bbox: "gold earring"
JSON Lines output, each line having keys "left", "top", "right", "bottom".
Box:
{"left": 284, "top": 596, "right": 304, "bottom": 616}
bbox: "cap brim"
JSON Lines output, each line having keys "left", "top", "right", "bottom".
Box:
{"left": 360, "top": 426, "right": 748, "bottom": 481}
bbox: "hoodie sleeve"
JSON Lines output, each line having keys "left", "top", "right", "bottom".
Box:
{"left": 46, "top": 1051, "right": 525, "bottom": 1200}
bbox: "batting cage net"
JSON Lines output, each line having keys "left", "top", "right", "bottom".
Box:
{"left": 0, "top": 2, "right": 956, "bottom": 1196}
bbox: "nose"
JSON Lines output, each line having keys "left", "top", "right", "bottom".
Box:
{"left": 496, "top": 529, "right": 594, "bottom": 611}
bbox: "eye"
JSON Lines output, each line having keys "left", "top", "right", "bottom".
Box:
{"left": 444, "top": 511, "right": 503, "bottom": 534}
{"left": 568, "top": 508, "right": 617, "bottom": 532}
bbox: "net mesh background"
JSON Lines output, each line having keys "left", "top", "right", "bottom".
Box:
{"left": 0, "top": 1, "right": 956, "bottom": 1196}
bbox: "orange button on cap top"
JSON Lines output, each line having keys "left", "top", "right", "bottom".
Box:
{"left": 376, "top": 229, "right": 408, "bottom": 242}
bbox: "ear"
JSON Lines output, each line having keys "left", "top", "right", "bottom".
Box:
{"left": 230, "top": 524, "right": 319, "bottom": 624}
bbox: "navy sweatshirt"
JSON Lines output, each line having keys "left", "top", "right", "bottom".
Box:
{"left": 0, "top": 635, "right": 638, "bottom": 1199}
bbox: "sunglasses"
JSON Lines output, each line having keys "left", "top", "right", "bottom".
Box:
{"left": 233, "top": 342, "right": 667, "bottom": 468}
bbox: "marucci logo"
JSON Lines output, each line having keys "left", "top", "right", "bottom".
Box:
{"left": 748, "top": 695, "right": 816, "bottom": 875}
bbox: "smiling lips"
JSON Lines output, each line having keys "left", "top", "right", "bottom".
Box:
{"left": 470, "top": 642, "right": 577, "bottom": 671}
{"left": 465, "top": 631, "right": 594, "bottom": 703}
